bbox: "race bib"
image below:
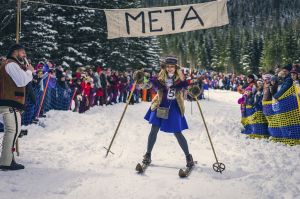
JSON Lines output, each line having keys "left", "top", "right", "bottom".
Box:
{"left": 167, "top": 88, "right": 176, "bottom": 100}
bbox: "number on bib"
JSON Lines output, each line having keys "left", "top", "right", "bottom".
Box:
{"left": 167, "top": 88, "right": 176, "bottom": 100}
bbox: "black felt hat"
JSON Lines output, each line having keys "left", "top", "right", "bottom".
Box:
{"left": 7, "top": 44, "right": 25, "bottom": 58}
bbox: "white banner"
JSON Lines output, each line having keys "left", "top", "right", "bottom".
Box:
{"left": 105, "top": 0, "right": 229, "bottom": 39}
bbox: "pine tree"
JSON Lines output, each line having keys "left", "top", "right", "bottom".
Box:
{"left": 187, "top": 39, "right": 197, "bottom": 68}
{"left": 196, "top": 34, "right": 208, "bottom": 69}
{"left": 260, "top": 32, "right": 283, "bottom": 72}
{"left": 1, "top": 0, "right": 299, "bottom": 73}
{"left": 282, "top": 28, "right": 298, "bottom": 64}
{"left": 210, "top": 43, "right": 220, "bottom": 71}
{"left": 0, "top": 0, "right": 161, "bottom": 70}
{"left": 240, "top": 32, "right": 252, "bottom": 74}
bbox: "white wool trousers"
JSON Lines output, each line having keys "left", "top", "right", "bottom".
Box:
{"left": 0, "top": 106, "right": 21, "bottom": 166}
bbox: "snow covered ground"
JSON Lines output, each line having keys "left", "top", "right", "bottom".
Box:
{"left": 0, "top": 90, "right": 299, "bottom": 199}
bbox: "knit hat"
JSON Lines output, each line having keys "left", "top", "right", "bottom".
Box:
{"left": 283, "top": 64, "right": 293, "bottom": 72}
{"left": 7, "top": 44, "right": 25, "bottom": 58}
{"left": 290, "top": 69, "right": 298, "bottom": 75}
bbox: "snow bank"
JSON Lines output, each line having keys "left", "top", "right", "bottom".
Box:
{"left": 0, "top": 90, "right": 299, "bottom": 199}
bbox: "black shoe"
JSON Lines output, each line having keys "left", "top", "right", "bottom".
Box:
{"left": 18, "top": 129, "right": 28, "bottom": 138}
{"left": 40, "top": 114, "right": 46, "bottom": 118}
{"left": 142, "top": 153, "right": 151, "bottom": 165}
{"left": 0, "top": 159, "right": 25, "bottom": 171}
{"left": 186, "top": 154, "right": 195, "bottom": 168}
{"left": 32, "top": 118, "right": 39, "bottom": 124}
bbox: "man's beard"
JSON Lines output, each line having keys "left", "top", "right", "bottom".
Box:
{"left": 16, "top": 56, "right": 25, "bottom": 64}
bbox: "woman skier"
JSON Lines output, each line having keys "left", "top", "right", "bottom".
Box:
{"left": 139, "top": 56, "right": 194, "bottom": 169}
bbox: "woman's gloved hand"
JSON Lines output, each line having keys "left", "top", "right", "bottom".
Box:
{"left": 133, "top": 70, "right": 145, "bottom": 84}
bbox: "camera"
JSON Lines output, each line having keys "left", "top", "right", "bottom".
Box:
{"left": 18, "top": 129, "right": 28, "bottom": 138}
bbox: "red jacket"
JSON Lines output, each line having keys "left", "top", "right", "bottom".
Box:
{"left": 83, "top": 83, "right": 91, "bottom": 97}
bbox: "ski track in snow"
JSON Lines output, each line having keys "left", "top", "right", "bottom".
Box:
{"left": 0, "top": 90, "right": 299, "bottom": 199}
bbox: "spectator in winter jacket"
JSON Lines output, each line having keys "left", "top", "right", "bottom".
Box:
{"left": 262, "top": 74, "right": 273, "bottom": 101}
{"left": 42, "top": 60, "right": 54, "bottom": 74}
{"left": 111, "top": 71, "right": 119, "bottom": 103}
{"left": 92, "top": 69, "right": 101, "bottom": 90}
{"left": 55, "top": 65, "right": 64, "bottom": 80}
{"left": 253, "top": 79, "right": 264, "bottom": 110}
{"left": 269, "top": 76, "right": 279, "bottom": 97}
{"left": 34, "top": 61, "right": 44, "bottom": 71}
{"left": 273, "top": 64, "right": 293, "bottom": 100}
{"left": 92, "top": 68, "right": 102, "bottom": 106}
{"left": 43, "top": 69, "right": 57, "bottom": 112}
{"left": 245, "top": 74, "right": 257, "bottom": 93}
{"left": 25, "top": 82, "right": 36, "bottom": 105}
{"left": 79, "top": 78, "right": 92, "bottom": 113}
{"left": 292, "top": 66, "right": 300, "bottom": 98}
{"left": 238, "top": 87, "right": 253, "bottom": 117}
{"left": 239, "top": 74, "right": 255, "bottom": 94}
{"left": 71, "top": 78, "right": 82, "bottom": 112}
{"left": 290, "top": 69, "right": 299, "bottom": 84}
{"left": 47, "top": 69, "right": 57, "bottom": 89}
{"left": 57, "top": 73, "right": 69, "bottom": 89}
{"left": 98, "top": 67, "right": 107, "bottom": 105}
{"left": 119, "top": 72, "right": 129, "bottom": 103}
{"left": 106, "top": 69, "right": 114, "bottom": 105}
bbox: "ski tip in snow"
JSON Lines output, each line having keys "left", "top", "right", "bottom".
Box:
{"left": 178, "top": 168, "right": 188, "bottom": 178}
{"left": 136, "top": 163, "right": 143, "bottom": 173}
{"left": 178, "top": 161, "right": 197, "bottom": 178}
{"left": 136, "top": 162, "right": 150, "bottom": 174}
{"left": 136, "top": 163, "right": 146, "bottom": 174}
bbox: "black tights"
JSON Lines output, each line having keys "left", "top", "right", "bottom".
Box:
{"left": 146, "top": 125, "right": 190, "bottom": 156}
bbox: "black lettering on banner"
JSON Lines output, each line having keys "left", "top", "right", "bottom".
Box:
{"left": 181, "top": 6, "right": 204, "bottom": 29}
{"left": 148, "top": 10, "right": 163, "bottom": 32}
{"left": 125, "top": 12, "right": 145, "bottom": 34}
{"left": 164, "top": 8, "right": 181, "bottom": 30}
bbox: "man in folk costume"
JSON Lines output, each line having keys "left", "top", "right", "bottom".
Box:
{"left": 0, "top": 44, "right": 34, "bottom": 170}
{"left": 141, "top": 56, "right": 195, "bottom": 168}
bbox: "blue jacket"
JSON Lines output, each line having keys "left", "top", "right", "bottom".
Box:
{"left": 42, "top": 64, "right": 51, "bottom": 74}
{"left": 273, "top": 75, "right": 293, "bottom": 100}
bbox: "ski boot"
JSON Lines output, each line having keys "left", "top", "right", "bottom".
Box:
{"left": 142, "top": 153, "right": 151, "bottom": 165}
{"left": 186, "top": 154, "right": 195, "bottom": 168}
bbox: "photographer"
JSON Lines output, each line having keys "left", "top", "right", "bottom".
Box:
{"left": 0, "top": 44, "right": 34, "bottom": 170}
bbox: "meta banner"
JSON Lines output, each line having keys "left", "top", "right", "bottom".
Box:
{"left": 105, "top": 0, "right": 229, "bottom": 39}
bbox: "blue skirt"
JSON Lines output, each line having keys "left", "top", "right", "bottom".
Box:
{"left": 144, "top": 101, "right": 188, "bottom": 133}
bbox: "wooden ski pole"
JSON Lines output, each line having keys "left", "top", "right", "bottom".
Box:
{"left": 104, "top": 80, "right": 137, "bottom": 157}
{"left": 194, "top": 97, "right": 225, "bottom": 173}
